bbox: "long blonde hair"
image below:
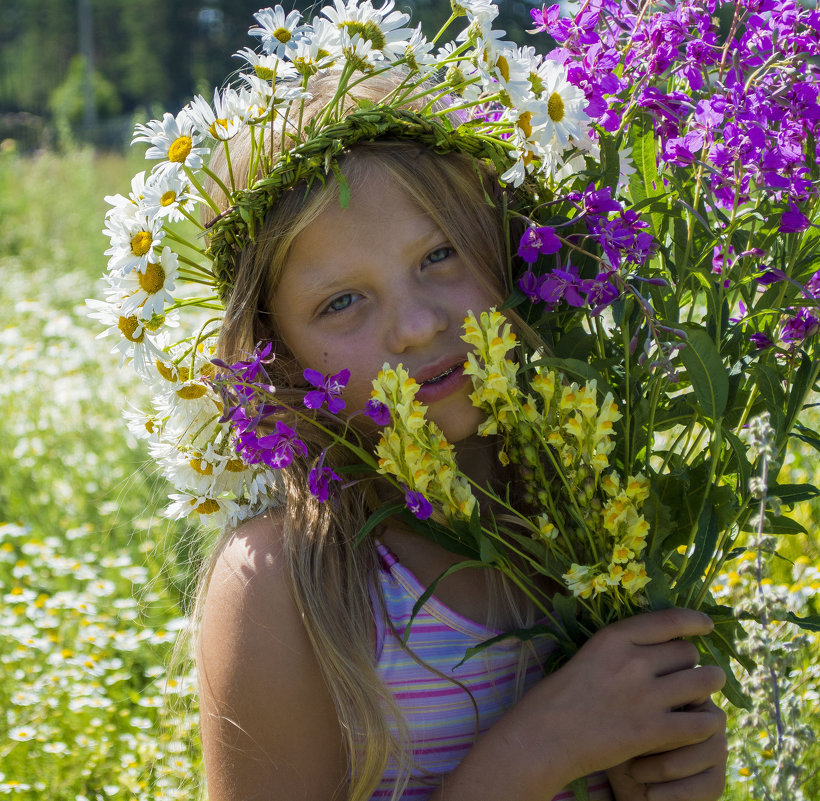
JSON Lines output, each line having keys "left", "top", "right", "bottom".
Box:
{"left": 195, "top": 70, "right": 525, "bottom": 801}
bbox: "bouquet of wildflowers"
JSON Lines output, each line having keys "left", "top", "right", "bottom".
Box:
{"left": 91, "top": 0, "right": 820, "bottom": 706}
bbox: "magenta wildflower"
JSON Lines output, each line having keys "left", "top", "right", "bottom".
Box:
{"left": 237, "top": 420, "right": 308, "bottom": 469}
{"left": 309, "top": 465, "right": 342, "bottom": 502}
{"left": 518, "top": 226, "right": 562, "bottom": 264}
{"left": 303, "top": 368, "right": 350, "bottom": 414}
{"left": 782, "top": 308, "right": 820, "bottom": 343}
{"left": 750, "top": 332, "right": 775, "bottom": 350}
{"left": 364, "top": 399, "right": 391, "bottom": 427}
{"left": 404, "top": 488, "right": 433, "bottom": 520}
{"left": 780, "top": 202, "right": 810, "bottom": 233}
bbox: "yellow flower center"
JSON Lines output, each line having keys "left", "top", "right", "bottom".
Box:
{"left": 189, "top": 455, "right": 214, "bottom": 476}
{"left": 138, "top": 262, "right": 166, "bottom": 294}
{"left": 226, "top": 458, "right": 246, "bottom": 472}
{"left": 529, "top": 72, "right": 545, "bottom": 94}
{"left": 547, "top": 92, "right": 565, "bottom": 123}
{"left": 496, "top": 55, "right": 510, "bottom": 83}
{"left": 517, "top": 111, "right": 533, "bottom": 138}
{"left": 273, "top": 26, "right": 291, "bottom": 43}
{"left": 177, "top": 384, "right": 208, "bottom": 400}
{"left": 117, "top": 316, "right": 144, "bottom": 343}
{"left": 130, "top": 231, "right": 153, "bottom": 256}
{"left": 160, "top": 190, "right": 177, "bottom": 207}
{"left": 209, "top": 119, "right": 229, "bottom": 139}
{"left": 194, "top": 498, "right": 220, "bottom": 515}
{"left": 254, "top": 65, "right": 275, "bottom": 81}
{"left": 341, "top": 20, "right": 386, "bottom": 50}
{"left": 168, "top": 135, "right": 193, "bottom": 163}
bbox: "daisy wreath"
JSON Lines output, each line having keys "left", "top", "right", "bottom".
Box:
{"left": 91, "top": 0, "right": 820, "bottom": 713}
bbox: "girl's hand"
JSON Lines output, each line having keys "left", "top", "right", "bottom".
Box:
{"left": 537, "top": 608, "right": 726, "bottom": 782}
{"left": 605, "top": 699, "right": 728, "bottom": 801}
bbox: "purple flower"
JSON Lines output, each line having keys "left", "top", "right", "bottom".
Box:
{"left": 583, "top": 185, "right": 621, "bottom": 217}
{"left": 237, "top": 420, "right": 308, "bottom": 469}
{"left": 538, "top": 264, "right": 586, "bottom": 307}
{"left": 781, "top": 308, "right": 820, "bottom": 343}
{"left": 303, "top": 368, "right": 350, "bottom": 414}
{"left": 780, "top": 202, "right": 810, "bottom": 234}
{"left": 308, "top": 465, "right": 341, "bottom": 503}
{"left": 404, "top": 488, "right": 433, "bottom": 520}
{"left": 585, "top": 273, "right": 620, "bottom": 315}
{"left": 750, "top": 332, "right": 775, "bottom": 350}
{"left": 364, "top": 399, "right": 391, "bottom": 427}
{"left": 518, "top": 226, "right": 562, "bottom": 264}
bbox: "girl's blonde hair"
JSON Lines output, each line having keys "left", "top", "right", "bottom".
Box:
{"left": 194, "top": 71, "right": 532, "bottom": 801}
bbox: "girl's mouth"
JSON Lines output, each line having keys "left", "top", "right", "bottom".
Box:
{"left": 421, "top": 364, "right": 460, "bottom": 385}
{"left": 415, "top": 362, "right": 469, "bottom": 405}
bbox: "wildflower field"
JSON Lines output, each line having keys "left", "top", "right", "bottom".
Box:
{"left": 1, "top": 146, "right": 819, "bottom": 799}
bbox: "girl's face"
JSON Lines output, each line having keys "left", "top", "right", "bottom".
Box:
{"left": 271, "top": 166, "right": 499, "bottom": 443}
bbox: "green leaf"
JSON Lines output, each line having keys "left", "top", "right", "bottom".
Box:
{"left": 354, "top": 502, "right": 405, "bottom": 547}
{"left": 599, "top": 132, "right": 620, "bottom": 193}
{"left": 790, "top": 423, "right": 820, "bottom": 453}
{"left": 676, "top": 502, "right": 719, "bottom": 593}
{"left": 741, "top": 514, "right": 807, "bottom": 536}
{"left": 679, "top": 328, "right": 728, "bottom": 420}
{"left": 767, "top": 483, "right": 820, "bottom": 504}
{"left": 721, "top": 428, "right": 752, "bottom": 494}
{"left": 569, "top": 777, "right": 591, "bottom": 801}
{"left": 402, "top": 560, "right": 487, "bottom": 646}
{"left": 453, "top": 624, "right": 560, "bottom": 668}
{"left": 753, "top": 364, "right": 786, "bottom": 431}
{"left": 783, "top": 611, "right": 820, "bottom": 632}
{"left": 785, "top": 353, "right": 815, "bottom": 430}
{"left": 697, "top": 634, "right": 752, "bottom": 709}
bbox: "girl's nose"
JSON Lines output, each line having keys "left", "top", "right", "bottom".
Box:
{"left": 384, "top": 291, "right": 448, "bottom": 354}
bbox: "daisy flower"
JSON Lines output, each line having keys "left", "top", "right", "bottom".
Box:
{"left": 249, "top": 5, "right": 306, "bottom": 58}
{"left": 290, "top": 17, "right": 339, "bottom": 76}
{"left": 534, "top": 60, "right": 590, "bottom": 149}
{"left": 112, "top": 245, "right": 179, "bottom": 321}
{"left": 187, "top": 87, "right": 243, "bottom": 141}
{"left": 453, "top": 0, "right": 499, "bottom": 23}
{"left": 103, "top": 208, "right": 164, "bottom": 277}
{"left": 402, "top": 25, "right": 437, "bottom": 74}
{"left": 132, "top": 110, "right": 209, "bottom": 174}
{"left": 322, "top": 0, "right": 414, "bottom": 63}
{"left": 235, "top": 48, "right": 294, "bottom": 85}
{"left": 85, "top": 297, "right": 172, "bottom": 379}
{"left": 139, "top": 171, "right": 197, "bottom": 223}
{"left": 104, "top": 171, "right": 147, "bottom": 214}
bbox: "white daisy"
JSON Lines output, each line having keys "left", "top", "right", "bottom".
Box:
{"left": 165, "top": 491, "right": 241, "bottom": 528}
{"left": 402, "top": 25, "right": 437, "bottom": 74}
{"left": 533, "top": 60, "right": 590, "bottom": 149}
{"left": 322, "top": 0, "right": 414, "bottom": 63}
{"left": 104, "top": 171, "right": 147, "bottom": 214}
{"left": 132, "top": 110, "right": 209, "bottom": 174}
{"left": 187, "top": 87, "right": 242, "bottom": 141}
{"left": 139, "top": 170, "right": 197, "bottom": 222}
{"left": 454, "top": 0, "right": 499, "bottom": 24}
{"left": 234, "top": 48, "right": 298, "bottom": 85}
{"left": 112, "top": 245, "right": 179, "bottom": 321}
{"left": 103, "top": 208, "right": 164, "bottom": 277}
{"left": 249, "top": 5, "right": 306, "bottom": 58}
{"left": 85, "top": 297, "right": 172, "bottom": 379}
{"left": 290, "top": 17, "right": 339, "bottom": 76}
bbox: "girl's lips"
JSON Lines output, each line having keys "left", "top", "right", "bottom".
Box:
{"left": 414, "top": 361, "right": 469, "bottom": 405}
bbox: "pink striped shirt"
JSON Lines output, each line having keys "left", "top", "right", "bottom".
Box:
{"left": 370, "top": 542, "right": 613, "bottom": 801}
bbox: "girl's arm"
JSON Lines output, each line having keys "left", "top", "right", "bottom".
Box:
{"left": 428, "top": 609, "right": 727, "bottom": 801}
{"left": 197, "top": 512, "right": 349, "bottom": 801}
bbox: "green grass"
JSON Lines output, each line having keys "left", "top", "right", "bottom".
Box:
{"left": 0, "top": 145, "right": 818, "bottom": 799}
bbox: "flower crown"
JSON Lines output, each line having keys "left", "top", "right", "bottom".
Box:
{"left": 87, "top": 0, "right": 601, "bottom": 528}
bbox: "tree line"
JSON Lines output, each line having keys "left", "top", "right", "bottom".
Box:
{"left": 0, "top": 0, "right": 543, "bottom": 151}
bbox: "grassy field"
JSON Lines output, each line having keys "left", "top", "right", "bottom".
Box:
{"left": 0, "top": 146, "right": 818, "bottom": 799}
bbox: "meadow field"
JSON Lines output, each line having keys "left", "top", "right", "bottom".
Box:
{"left": 0, "top": 146, "right": 818, "bottom": 799}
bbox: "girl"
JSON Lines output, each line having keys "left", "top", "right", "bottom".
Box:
{"left": 193, "top": 74, "right": 729, "bottom": 801}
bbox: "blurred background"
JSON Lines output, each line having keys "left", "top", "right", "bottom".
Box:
{"left": 0, "top": 2, "right": 817, "bottom": 800}
{"left": 0, "top": 0, "right": 543, "bottom": 152}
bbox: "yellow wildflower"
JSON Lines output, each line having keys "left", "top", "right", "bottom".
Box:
{"left": 621, "top": 561, "right": 650, "bottom": 594}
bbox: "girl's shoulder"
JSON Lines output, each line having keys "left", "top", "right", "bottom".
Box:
{"left": 197, "top": 510, "right": 348, "bottom": 800}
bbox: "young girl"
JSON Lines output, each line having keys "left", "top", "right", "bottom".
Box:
{"left": 193, "top": 80, "right": 728, "bottom": 801}
{"left": 99, "top": 5, "right": 730, "bottom": 799}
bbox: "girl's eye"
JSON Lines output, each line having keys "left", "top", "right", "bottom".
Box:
{"left": 322, "top": 292, "right": 359, "bottom": 315}
{"left": 424, "top": 246, "right": 455, "bottom": 266}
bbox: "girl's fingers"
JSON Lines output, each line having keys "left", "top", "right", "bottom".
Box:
{"left": 630, "top": 727, "right": 728, "bottom": 784}
{"left": 618, "top": 608, "right": 714, "bottom": 646}
{"left": 656, "top": 665, "right": 726, "bottom": 710}
{"left": 644, "top": 764, "right": 728, "bottom": 801}
{"left": 645, "top": 638, "right": 700, "bottom": 677}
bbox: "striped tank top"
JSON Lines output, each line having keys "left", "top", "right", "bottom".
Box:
{"left": 370, "top": 542, "right": 613, "bottom": 801}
